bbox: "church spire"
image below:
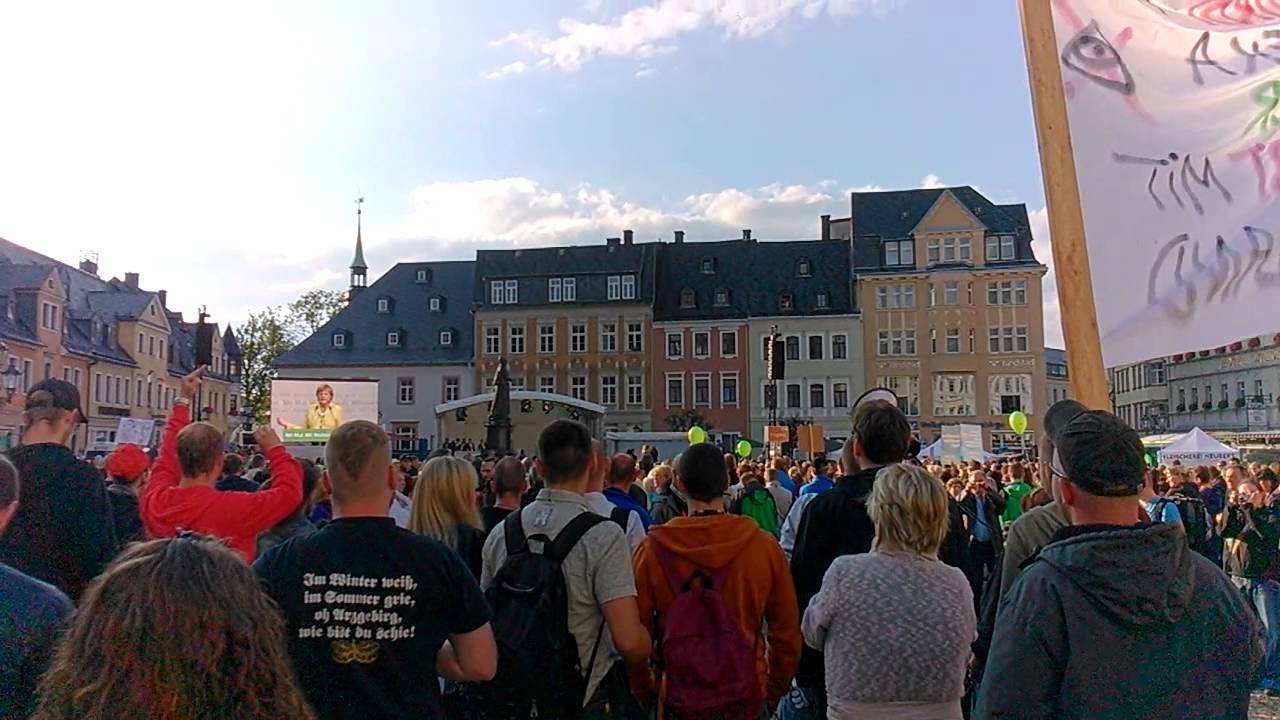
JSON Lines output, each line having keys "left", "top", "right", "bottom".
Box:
{"left": 349, "top": 197, "right": 368, "bottom": 295}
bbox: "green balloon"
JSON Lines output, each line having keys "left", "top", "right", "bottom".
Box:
{"left": 1008, "top": 410, "right": 1028, "bottom": 436}
{"left": 687, "top": 426, "right": 706, "bottom": 445}
{"left": 736, "top": 439, "right": 752, "bottom": 458}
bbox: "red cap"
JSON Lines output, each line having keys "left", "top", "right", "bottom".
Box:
{"left": 106, "top": 443, "right": 151, "bottom": 482}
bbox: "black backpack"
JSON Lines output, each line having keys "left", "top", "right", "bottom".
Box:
{"left": 1158, "top": 492, "right": 1213, "bottom": 557}
{"left": 474, "top": 510, "right": 608, "bottom": 719}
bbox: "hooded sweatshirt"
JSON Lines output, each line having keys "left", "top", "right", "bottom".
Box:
{"left": 141, "top": 404, "right": 303, "bottom": 563}
{"left": 630, "top": 514, "right": 801, "bottom": 709}
{"left": 975, "top": 522, "right": 1262, "bottom": 720}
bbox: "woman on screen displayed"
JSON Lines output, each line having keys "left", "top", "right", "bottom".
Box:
{"left": 277, "top": 383, "right": 345, "bottom": 431}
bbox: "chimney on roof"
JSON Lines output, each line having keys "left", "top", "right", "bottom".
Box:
{"left": 742, "top": 228, "right": 753, "bottom": 242}
{"left": 124, "top": 272, "right": 140, "bottom": 289}
{"left": 79, "top": 257, "right": 98, "bottom": 277}
{"left": 606, "top": 237, "right": 621, "bottom": 247}
{"left": 821, "top": 214, "right": 831, "bottom": 241}
{"left": 158, "top": 290, "right": 167, "bottom": 308}
{"left": 623, "top": 229, "right": 634, "bottom": 245}
{"left": 674, "top": 230, "right": 685, "bottom": 244}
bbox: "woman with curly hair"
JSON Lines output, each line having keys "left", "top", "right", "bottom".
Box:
{"left": 33, "top": 534, "right": 314, "bottom": 720}
{"left": 409, "top": 456, "right": 485, "bottom": 579}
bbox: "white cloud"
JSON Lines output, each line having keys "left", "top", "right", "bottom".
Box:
{"left": 484, "top": 60, "right": 529, "bottom": 80}
{"left": 635, "top": 64, "right": 656, "bottom": 78}
{"left": 920, "top": 173, "right": 945, "bottom": 189}
{"left": 490, "top": 0, "right": 904, "bottom": 75}
{"left": 1028, "top": 207, "right": 1065, "bottom": 349}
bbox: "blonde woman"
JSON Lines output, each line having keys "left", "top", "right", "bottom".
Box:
{"left": 409, "top": 456, "right": 485, "bottom": 579}
{"left": 802, "top": 463, "right": 975, "bottom": 720}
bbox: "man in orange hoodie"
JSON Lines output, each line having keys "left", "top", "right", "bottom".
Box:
{"left": 141, "top": 367, "right": 302, "bottom": 563}
{"left": 630, "top": 442, "right": 800, "bottom": 718}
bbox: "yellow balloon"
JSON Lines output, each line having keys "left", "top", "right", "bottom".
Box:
{"left": 1008, "top": 411, "right": 1028, "bottom": 436}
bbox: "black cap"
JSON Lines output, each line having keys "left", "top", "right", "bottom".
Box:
{"left": 25, "top": 379, "right": 86, "bottom": 424}
{"left": 1044, "top": 399, "right": 1144, "bottom": 497}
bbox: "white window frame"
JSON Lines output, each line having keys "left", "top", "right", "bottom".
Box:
{"left": 490, "top": 280, "right": 504, "bottom": 304}
{"left": 417, "top": 269, "right": 429, "bottom": 283}
{"left": 626, "top": 322, "right": 643, "bottom": 353}
{"left": 508, "top": 325, "right": 525, "bottom": 354}
{"left": 807, "top": 334, "right": 824, "bottom": 361}
{"left": 607, "top": 275, "right": 621, "bottom": 301}
{"left": 387, "top": 330, "right": 401, "bottom": 347}
{"left": 816, "top": 291, "right": 829, "bottom": 309}
{"left": 570, "top": 375, "right": 587, "bottom": 401}
{"left": 548, "top": 278, "right": 562, "bottom": 303}
{"left": 945, "top": 328, "right": 961, "bottom": 354}
{"left": 720, "top": 372, "right": 739, "bottom": 407}
{"left": 627, "top": 375, "right": 644, "bottom": 406}
{"left": 563, "top": 277, "right": 576, "bottom": 302}
{"left": 600, "top": 322, "right": 617, "bottom": 353}
{"left": 570, "top": 323, "right": 587, "bottom": 353}
{"left": 332, "top": 332, "right": 346, "bottom": 348}
{"left": 944, "top": 281, "right": 959, "bottom": 306}
{"left": 693, "top": 331, "right": 711, "bottom": 359}
{"left": 439, "top": 330, "right": 453, "bottom": 346}
{"left": 666, "top": 373, "right": 685, "bottom": 407}
{"left": 377, "top": 298, "right": 390, "bottom": 313}
{"left": 503, "top": 279, "right": 518, "bottom": 304}
{"left": 713, "top": 289, "right": 729, "bottom": 307}
{"left": 833, "top": 382, "right": 849, "bottom": 408}
{"left": 832, "top": 333, "right": 848, "bottom": 360}
{"left": 600, "top": 375, "right": 618, "bottom": 407}
{"left": 666, "top": 332, "right": 683, "bottom": 360}
{"left": 809, "top": 382, "right": 826, "bottom": 409}
{"left": 484, "top": 326, "right": 500, "bottom": 355}
{"left": 444, "top": 377, "right": 460, "bottom": 402}
{"left": 398, "top": 377, "right": 415, "bottom": 404}
{"left": 429, "top": 297, "right": 441, "bottom": 312}
{"left": 621, "top": 274, "right": 636, "bottom": 300}
{"left": 720, "top": 330, "right": 738, "bottom": 358}
{"left": 539, "top": 375, "right": 556, "bottom": 394}
{"left": 538, "top": 324, "right": 555, "bottom": 354}
{"left": 693, "top": 372, "right": 712, "bottom": 408}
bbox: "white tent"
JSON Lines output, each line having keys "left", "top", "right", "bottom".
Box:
{"left": 918, "top": 439, "right": 942, "bottom": 460}
{"left": 1156, "top": 427, "right": 1240, "bottom": 466}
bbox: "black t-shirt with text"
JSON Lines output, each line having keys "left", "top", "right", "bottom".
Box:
{"left": 254, "top": 517, "right": 491, "bottom": 719}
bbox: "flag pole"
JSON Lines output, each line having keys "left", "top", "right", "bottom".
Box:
{"left": 1018, "top": 0, "right": 1110, "bottom": 411}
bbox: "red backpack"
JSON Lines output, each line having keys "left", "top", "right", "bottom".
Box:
{"left": 651, "top": 542, "right": 762, "bottom": 720}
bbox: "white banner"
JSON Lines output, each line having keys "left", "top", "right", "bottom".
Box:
{"left": 114, "top": 417, "right": 156, "bottom": 447}
{"left": 1048, "top": 0, "right": 1280, "bottom": 367}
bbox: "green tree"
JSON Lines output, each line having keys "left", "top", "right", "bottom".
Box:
{"left": 664, "top": 408, "right": 714, "bottom": 432}
{"left": 285, "top": 288, "right": 346, "bottom": 342}
{"left": 237, "top": 307, "right": 293, "bottom": 422}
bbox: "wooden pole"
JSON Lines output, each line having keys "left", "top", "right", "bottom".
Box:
{"left": 1018, "top": 0, "right": 1111, "bottom": 411}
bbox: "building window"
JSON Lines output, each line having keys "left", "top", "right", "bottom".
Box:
{"left": 571, "top": 323, "right": 587, "bottom": 353}
{"left": 816, "top": 292, "right": 829, "bottom": 309}
{"left": 875, "top": 284, "right": 915, "bottom": 309}
{"left": 928, "top": 237, "right": 972, "bottom": 264}
{"left": 832, "top": 334, "right": 847, "bottom": 360}
{"left": 877, "top": 329, "right": 917, "bottom": 356}
{"left": 539, "top": 325, "right": 555, "bottom": 354}
{"left": 807, "top": 335, "right": 824, "bottom": 360}
{"left": 714, "top": 289, "right": 729, "bottom": 307}
{"left": 810, "top": 383, "right": 826, "bottom": 408}
{"left": 416, "top": 269, "right": 430, "bottom": 283}
{"left": 490, "top": 280, "right": 504, "bottom": 304}
{"left": 391, "top": 423, "right": 418, "bottom": 454}
{"left": 944, "top": 281, "right": 960, "bottom": 306}
{"left": 600, "top": 323, "right": 617, "bottom": 353}
{"left": 397, "top": 377, "right": 415, "bottom": 405}
{"left": 946, "top": 328, "right": 961, "bottom": 353}
{"left": 387, "top": 331, "right": 401, "bottom": 347}
{"left": 720, "top": 330, "right": 737, "bottom": 358}
{"left": 833, "top": 382, "right": 849, "bottom": 408}
{"left": 149, "top": 336, "right": 156, "bottom": 357}
{"left": 627, "top": 375, "right": 644, "bottom": 406}
{"left": 934, "top": 374, "right": 977, "bottom": 417}
{"left": 785, "top": 335, "right": 800, "bottom": 361}
{"left": 377, "top": 298, "right": 390, "bottom": 313}
{"left": 563, "top": 278, "right": 576, "bottom": 301}
{"left": 680, "top": 288, "right": 696, "bottom": 308}
{"left": 779, "top": 293, "right": 794, "bottom": 311}
{"left": 797, "top": 258, "right": 812, "bottom": 277}
{"left": 701, "top": 258, "right": 716, "bottom": 274}
{"left": 989, "top": 374, "right": 1033, "bottom": 416}
{"left": 621, "top": 274, "right": 636, "bottom": 300}
{"left": 987, "top": 280, "right": 1028, "bottom": 305}
{"left": 721, "top": 374, "right": 739, "bottom": 407}
{"left": 666, "top": 374, "right": 684, "bottom": 406}
{"left": 444, "top": 377, "right": 460, "bottom": 402}
{"left": 571, "top": 375, "right": 587, "bottom": 401}
{"left": 786, "top": 383, "right": 801, "bottom": 408}
{"left": 534, "top": 375, "right": 554, "bottom": 394}
{"left": 885, "top": 240, "right": 915, "bottom": 267}
{"left": 988, "top": 326, "right": 1030, "bottom": 353}
{"left": 439, "top": 330, "right": 453, "bottom": 346}
{"left": 503, "top": 280, "right": 518, "bottom": 304}
{"left": 985, "top": 234, "right": 1017, "bottom": 261}
{"left": 41, "top": 302, "right": 59, "bottom": 330}
{"left": 137, "top": 333, "right": 144, "bottom": 353}
{"left": 693, "top": 374, "right": 711, "bottom": 407}
{"left": 484, "top": 326, "right": 501, "bottom": 355}
{"left": 509, "top": 325, "right": 525, "bottom": 354}
{"left": 693, "top": 331, "right": 710, "bottom": 358}
{"left": 878, "top": 376, "right": 921, "bottom": 416}
{"left": 332, "top": 332, "right": 346, "bottom": 348}
{"left": 549, "top": 278, "right": 562, "bottom": 302}
{"left": 608, "top": 276, "right": 621, "bottom": 301}
{"left": 626, "top": 322, "right": 643, "bottom": 353}
{"left": 666, "top": 332, "right": 684, "bottom": 359}
{"left": 428, "top": 297, "right": 441, "bottom": 312}
{"left": 95, "top": 372, "right": 102, "bottom": 402}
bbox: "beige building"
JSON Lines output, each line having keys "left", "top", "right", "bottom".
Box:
{"left": 827, "top": 186, "right": 1049, "bottom": 449}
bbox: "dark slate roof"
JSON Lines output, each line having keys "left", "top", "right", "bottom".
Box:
{"left": 653, "top": 238, "right": 854, "bottom": 321}
{"left": 85, "top": 288, "right": 154, "bottom": 319}
{"left": 474, "top": 242, "right": 657, "bottom": 308}
{"left": 63, "top": 319, "right": 138, "bottom": 367}
{"left": 0, "top": 263, "right": 54, "bottom": 291}
{"left": 222, "top": 326, "right": 242, "bottom": 357}
{"left": 276, "top": 260, "right": 476, "bottom": 367}
{"left": 850, "top": 187, "right": 1040, "bottom": 271}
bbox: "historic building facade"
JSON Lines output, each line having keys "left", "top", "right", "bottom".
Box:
{"left": 828, "top": 186, "right": 1048, "bottom": 447}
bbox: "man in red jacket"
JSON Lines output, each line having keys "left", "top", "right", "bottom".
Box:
{"left": 141, "top": 367, "right": 302, "bottom": 563}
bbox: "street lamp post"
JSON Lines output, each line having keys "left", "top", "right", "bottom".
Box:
{"left": 1, "top": 361, "right": 21, "bottom": 402}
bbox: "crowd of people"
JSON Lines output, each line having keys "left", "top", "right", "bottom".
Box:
{"left": 0, "top": 370, "right": 1274, "bottom": 719}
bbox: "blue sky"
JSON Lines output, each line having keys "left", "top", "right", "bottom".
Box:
{"left": 0, "top": 0, "right": 1061, "bottom": 343}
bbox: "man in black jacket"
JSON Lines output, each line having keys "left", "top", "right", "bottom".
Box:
{"left": 958, "top": 468, "right": 1006, "bottom": 608}
{"left": 0, "top": 380, "right": 118, "bottom": 600}
{"left": 787, "top": 399, "right": 911, "bottom": 711}
{"left": 1221, "top": 477, "right": 1280, "bottom": 694}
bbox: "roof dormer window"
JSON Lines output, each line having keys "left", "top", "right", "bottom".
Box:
{"left": 429, "top": 296, "right": 443, "bottom": 312}
{"left": 779, "top": 293, "right": 794, "bottom": 312}
{"left": 713, "top": 289, "right": 729, "bottom": 307}
{"left": 680, "top": 288, "right": 696, "bottom": 309}
{"left": 797, "top": 258, "right": 812, "bottom": 277}
{"left": 416, "top": 268, "right": 432, "bottom": 283}
{"left": 700, "top": 258, "right": 716, "bottom": 274}
{"left": 816, "top": 291, "right": 830, "bottom": 309}
{"left": 332, "top": 332, "right": 347, "bottom": 348}
{"left": 439, "top": 330, "right": 453, "bottom": 346}
{"left": 387, "top": 331, "right": 401, "bottom": 348}
{"left": 376, "top": 297, "right": 392, "bottom": 314}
